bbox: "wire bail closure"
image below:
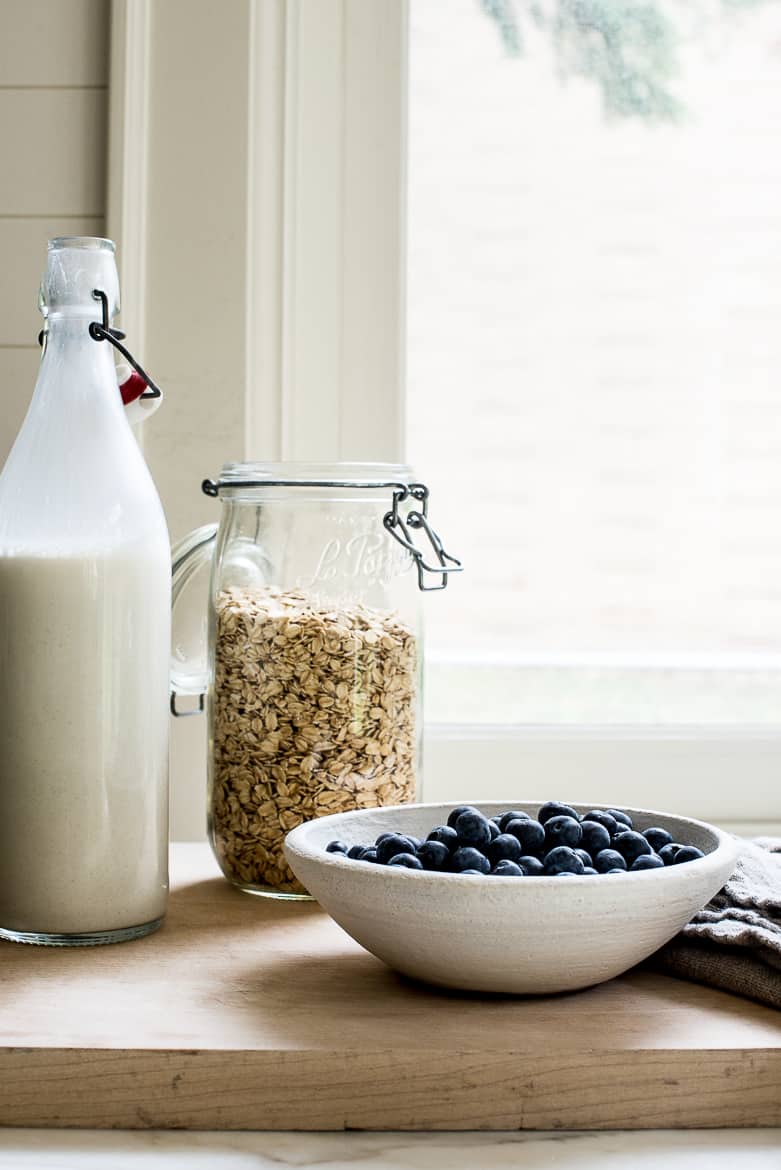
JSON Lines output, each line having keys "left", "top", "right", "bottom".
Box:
{"left": 37, "top": 288, "right": 162, "bottom": 400}
{"left": 201, "top": 476, "right": 463, "bottom": 591}
{"left": 87, "top": 289, "right": 161, "bottom": 399}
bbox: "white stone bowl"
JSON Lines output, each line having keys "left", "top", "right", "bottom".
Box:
{"left": 284, "top": 801, "right": 739, "bottom": 994}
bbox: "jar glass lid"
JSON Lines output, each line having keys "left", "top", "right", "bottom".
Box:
{"left": 216, "top": 461, "right": 414, "bottom": 486}
{"left": 201, "top": 463, "right": 462, "bottom": 592}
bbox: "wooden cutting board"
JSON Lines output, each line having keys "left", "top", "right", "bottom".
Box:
{"left": 1, "top": 843, "right": 779, "bottom": 1130}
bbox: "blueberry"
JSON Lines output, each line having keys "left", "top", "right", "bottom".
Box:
{"left": 506, "top": 818, "right": 546, "bottom": 853}
{"left": 387, "top": 853, "right": 423, "bottom": 869}
{"left": 487, "top": 833, "right": 523, "bottom": 865}
{"left": 499, "top": 809, "right": 530, "bottom": 831}
{"left": 631, "top": 854, "right": 664, "bottom": 871}
{"left": 492, "top": 859, "right": 524, "bottom": 876}
{"left": 581, "top": 810, "right": 619, "bottom": 835}
{"left": 672, "top": 845, "right": 705, "bottom": 864}
{"left": 451, "top": 846, "right": 491, "bottom": 874}
{"left": 643, "top": 826, "right": 673, "bottom": 852}
{"left": 543, "top": 846, "right": 585, "bottom": 875}
{"left": 455, "top": 810, "right": 493, "bottom": 850}
{"left": 416, "top": 840, "right": 450, "bottom": 871}
{"left": 460, "top": 869, "right": 484, "bottom": 875}
{"left": 613, "top": 831, "right": 653, "bottom": 864}
{"left": 447, "top": 805, "right": 480, "bottom": 829}
{"left": 538, "top": 801, "right": 580, "bottom": 825}
{"left": 579, "top": 820, "right": 611, "bottom": 855}
{"left": 337, "top": 808, "right": 701, "bottom": 881}
{"left": 544, "top": 815, "right": 582, "bottom": 850}
{"left": 427, "top": 825, "right": 459, "bottom": 851}
{"left": 376, "top": 833, "right": 416, "bottom": 865}
{"left": 594, "top": 848, "right": 627, "bottom": 873}
{"left": 607, "top": 808, "right": 633, "bottom": 829}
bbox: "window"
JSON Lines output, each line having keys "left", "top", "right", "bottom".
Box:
{"left": 111, "top": 0, "right": 781, "bottom": 834}
{"left": 408, "top": 0, "right": 781, "bottom": 738}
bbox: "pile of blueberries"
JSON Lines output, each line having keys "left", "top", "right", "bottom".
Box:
{"left": 325, "top": 802, "right": 705, "bottom": 877}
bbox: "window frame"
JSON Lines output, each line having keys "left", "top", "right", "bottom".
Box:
{"left": 109, "top": 0, "right": 781, "bottom": 838}
{"left": 244, "top": 0, "right": 408, "bottom": 465}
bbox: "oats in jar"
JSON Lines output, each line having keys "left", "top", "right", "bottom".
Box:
{"left": 211, "top": 586, "right": 417, "bottom": 894}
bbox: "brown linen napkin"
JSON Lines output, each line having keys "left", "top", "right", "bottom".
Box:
{"left": 646, "top": 838, "right": 781, "bottom": 1010}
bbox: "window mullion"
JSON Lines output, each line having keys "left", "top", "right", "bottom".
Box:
{"left": 247, "top": 0, "right": 408, "bottom": 464}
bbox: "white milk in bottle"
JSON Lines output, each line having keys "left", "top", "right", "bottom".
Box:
{"left": 0, "top": 237, "right": 170, "bottom": 944}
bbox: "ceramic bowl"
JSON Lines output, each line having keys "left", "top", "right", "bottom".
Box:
{"left": 284, "top": 801, "right": 739, "bottom": 994}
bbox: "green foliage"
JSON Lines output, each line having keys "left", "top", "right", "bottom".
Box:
{"left": 480, "top": 1, "right": 523, "bottom": 53}
{"left": 552, "top": 2, "right": 681, "bottom": 119}
{"left": 480, "top": 0, "right": 777, "bottom": 120}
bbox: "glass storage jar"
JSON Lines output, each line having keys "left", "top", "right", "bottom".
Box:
{"left": 171, "top": 462, "right": 460, "bottom": 899}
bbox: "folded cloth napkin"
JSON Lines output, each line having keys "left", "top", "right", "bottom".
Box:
{"left": 646, "top": 838, "right": 781, "bottom": 1010}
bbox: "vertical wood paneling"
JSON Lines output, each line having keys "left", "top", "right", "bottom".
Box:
{"left": 244, "top": 0, "right": 285, "bottom": 461}
{"left": 280, "top": 0, "right": 344, "bottom": 460}
{"left": 276, "top": 0, "right": 407, "bottom": 463}
{"left": 107, "top": 0, "right": 151, "bottom": 361}
{"left": 139, "top": 0, "right": 251, "bottom": 842}
{"left": 142, "top": 0, "right": 250, "bottom": 546}
{"left": 340, "top": 0, "right": 406, "bottom": 461}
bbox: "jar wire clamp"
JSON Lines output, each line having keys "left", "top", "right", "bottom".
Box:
{"left": 202, "top": 477, "right": 463, "bottom": 592}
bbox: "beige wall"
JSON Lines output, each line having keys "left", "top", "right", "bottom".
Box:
{"left": 139, "top": 0, "right": 251, "bottom": 840}
{"left": 0, "top": 0, "right": 109, "bottom": 462}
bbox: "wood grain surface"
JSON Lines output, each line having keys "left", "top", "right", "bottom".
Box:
{"left": 0, "top": 843, "right": 779, "bottom": 1130}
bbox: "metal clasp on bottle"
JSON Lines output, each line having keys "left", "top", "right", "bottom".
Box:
{"left": 37, "top": 288, "right": 162, "bottom": 401}
{"left": 87, "top": 290, "right": 162, "bottom": 399}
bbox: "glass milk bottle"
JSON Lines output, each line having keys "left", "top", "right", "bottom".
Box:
{"left": 0, "top": 237, "right": 170, "bottom": 945}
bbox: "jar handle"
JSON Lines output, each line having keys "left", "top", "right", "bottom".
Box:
{"left": 170, "top": 523, "right": 217, "bottom": 717}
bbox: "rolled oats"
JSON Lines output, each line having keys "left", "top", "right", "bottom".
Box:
{"left": 210, "top": 586, "right": 418, "bottom": 894}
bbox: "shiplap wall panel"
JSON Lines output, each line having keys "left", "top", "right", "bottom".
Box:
{"left": 0, "top": 347, "right": 39, "bottom": 460}
{"left": 0, "top": 90, "right": 106, "bottom": 215}
{"left": 0, "top": 0, "right": 108, "bottom": 86}
{"left": 0, "top": 216, "right": 105, "bottom": 345}
{"left": 0, "top": 0, "right": 108, "bottom": 468}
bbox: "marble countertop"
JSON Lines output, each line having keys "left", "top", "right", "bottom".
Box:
{"left": 1, "top": 1130, "right": 779, "bottom": 1169}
